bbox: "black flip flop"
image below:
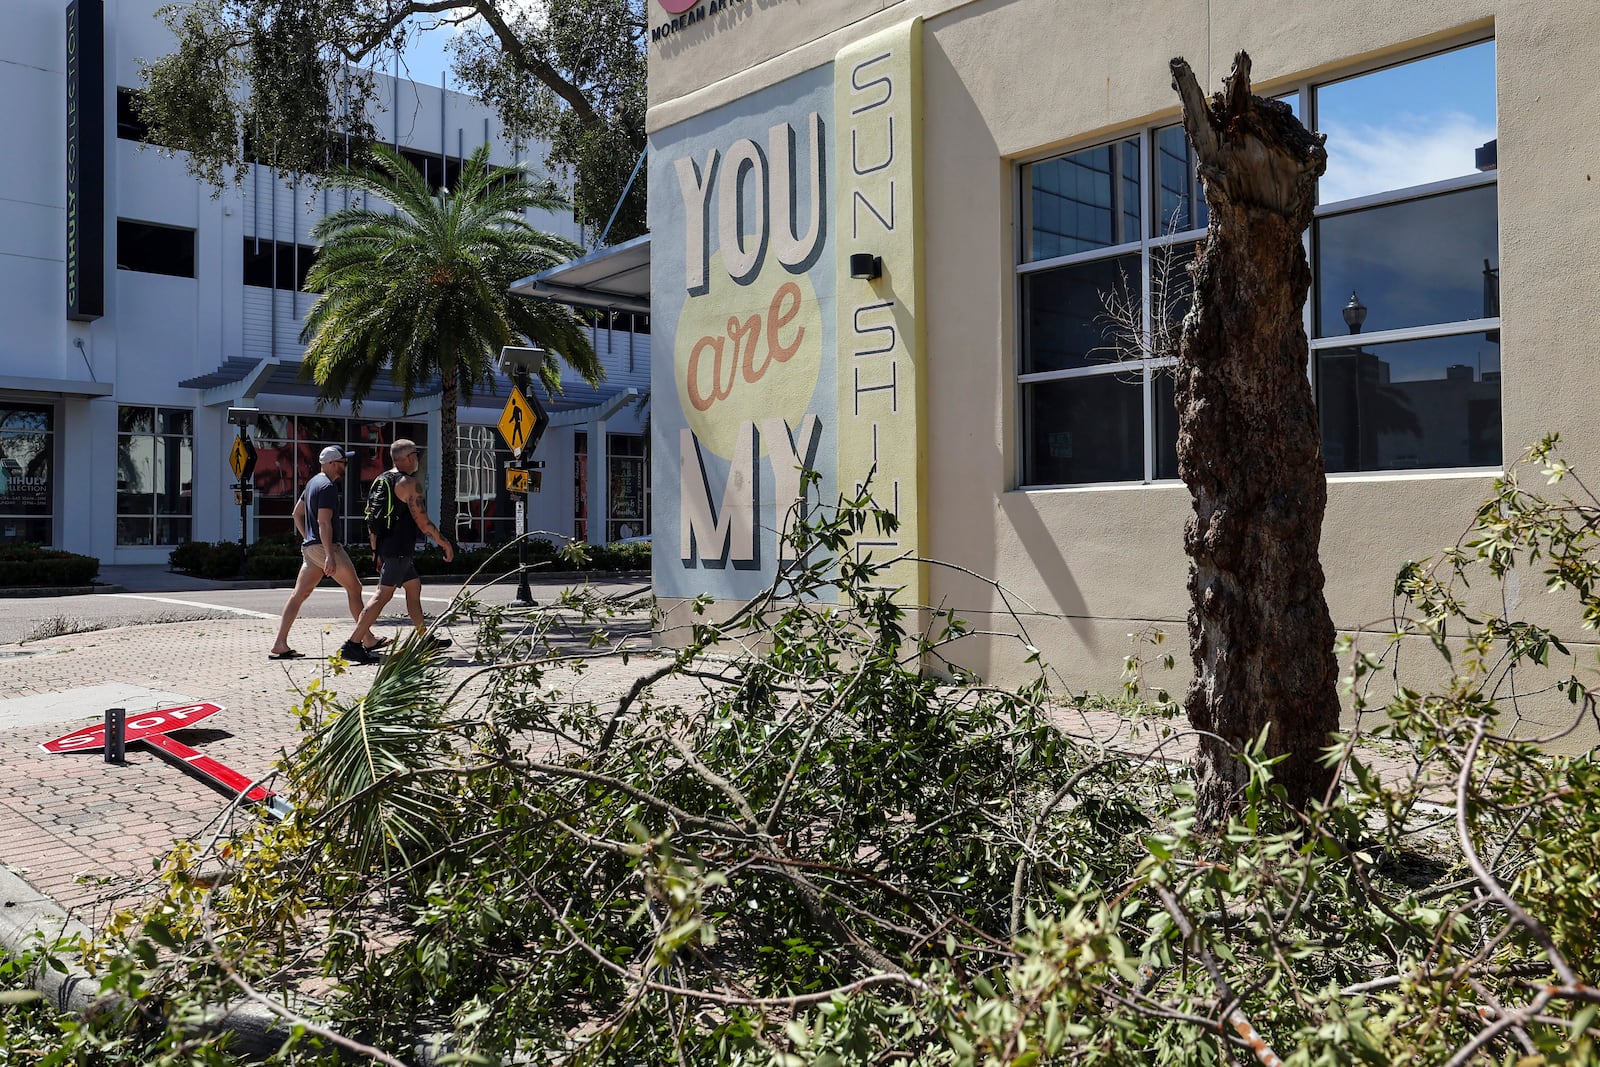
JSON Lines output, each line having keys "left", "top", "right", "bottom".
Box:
{"left": 268, "top": 649, "right": 307, "bottom": 660}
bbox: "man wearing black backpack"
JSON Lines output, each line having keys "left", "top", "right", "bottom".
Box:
{"left": 340, "top": 438, "right": 455, "bottom": 664}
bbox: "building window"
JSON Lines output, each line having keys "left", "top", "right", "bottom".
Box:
{"left": 607, "top": 433, "right": 649, "bottom": 543}
{"left": 1016, "top": 36, "right": 1498, "bottom": 486}
{"left": 246, "top": 415, "right": 428, "bottom": 543}
{"left": 398, "top": 147, "right": 463, "bottom": 195}
{"left": 117, "top": 220, "right": 196, "bottom": 278}
{"left": 117, "top": 406, "right": 193, "bottom": 546}
{"left": 1311, "top": 39, "right": 1500, "bottom": 473}
{"left": 243, "top": 238, "right": 318, "bottom": 292}
{"left": 574, "top": 431, "right": 588, "bottom": 543}
{"left": 0, "top": 403, "right": 54, "bottom": 546}
{"left": 455, "top": 425, "right": 516, "bottom": 545}
{"left": 116, "top": 87, "right": 151, "bottom": 143}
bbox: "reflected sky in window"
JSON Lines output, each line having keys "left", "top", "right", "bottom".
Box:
{"left": 1316, "top": 40, "right": 1496, "bottom": 204}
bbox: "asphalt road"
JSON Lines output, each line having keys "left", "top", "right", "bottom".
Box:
{"left": 0, "top": 574, "right": 652, "bottom": 647}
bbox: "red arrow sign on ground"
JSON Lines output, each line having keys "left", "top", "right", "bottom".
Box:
{"left": 41, "top": 702, "right": 284, "bottom": 811}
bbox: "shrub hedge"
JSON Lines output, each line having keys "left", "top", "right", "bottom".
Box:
{"left": 170, "top": 537, "right": 650, "bottom": 581}
{"left": 0, "top": 543, "right": 100, "bottom": 587}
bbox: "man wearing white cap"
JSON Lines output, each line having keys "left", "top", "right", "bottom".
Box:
{"left": 268, "top": 444, "right": 370, "bottom": 659}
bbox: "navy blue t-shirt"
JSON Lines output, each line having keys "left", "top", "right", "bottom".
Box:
{"left": 300, "top": 473, "right": 342, "bottom": 547}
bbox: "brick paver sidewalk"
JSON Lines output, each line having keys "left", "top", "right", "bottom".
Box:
{"left": 0, "top": 608, "right": 665, "bottom": 923}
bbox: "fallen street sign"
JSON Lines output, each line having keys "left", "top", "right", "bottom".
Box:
{"left": 42, "top": 702, "right": 289, "bottom": 816}
{"left": 42, "top": 701, "right": 223, "bottom": 751}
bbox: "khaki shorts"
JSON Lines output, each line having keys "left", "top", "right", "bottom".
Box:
{"left": 301, "top": 543, "right": 354, "bottom": 576}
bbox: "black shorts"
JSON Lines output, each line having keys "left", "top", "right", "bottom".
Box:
{"left": 379, "top": 553, "right": 419, "bottom": 587}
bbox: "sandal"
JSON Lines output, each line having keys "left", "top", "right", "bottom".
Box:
{"left": 268, "top": 649, "right": 306, "bottom": 660}
{"left": 363, "top": 636, "right": 392, "bottom": 651}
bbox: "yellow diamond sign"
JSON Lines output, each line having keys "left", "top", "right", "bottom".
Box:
{"left": 228, "top": 434, "right": 258, "bottom": 481}
{"left": 498, "top": 389, "right": 538, "bottom": 454}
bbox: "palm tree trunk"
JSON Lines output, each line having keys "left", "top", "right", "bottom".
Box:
{"left": 1171, "top": 53, "right": 1341, "bottom": 822}
{"left": 439, "top": 364, "right": 459, "bottom": 549}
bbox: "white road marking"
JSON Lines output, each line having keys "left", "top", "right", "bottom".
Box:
{"left": 109, "top": 594, "right": 277, "bottom": 620}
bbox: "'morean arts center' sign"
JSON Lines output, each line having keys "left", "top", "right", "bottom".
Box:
{"left": 650, "top": 19, "right": 926, "bottom": 606}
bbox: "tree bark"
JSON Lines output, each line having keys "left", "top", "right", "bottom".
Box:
{"left": 439, "top": 364, "right": 460, "bottom": 549}
{"left": 1169, "top": 53, "right": 1340, "bottom": 820}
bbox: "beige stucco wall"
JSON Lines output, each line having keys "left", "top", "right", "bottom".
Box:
{"left": 648, "top": 0, "right": 1600, "bottom": 732}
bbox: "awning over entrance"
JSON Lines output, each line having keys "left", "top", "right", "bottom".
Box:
{"left": 510, "top": 235, "right": 650, "bottom": 315}
{"left": 0, "top": 374, "right": 113, "bottom": 399}
{"left": 177, "top": 359, "right": 436, "bottom": 409}
{"left": 179, "top": 358, "right": 640, "bottom": 419}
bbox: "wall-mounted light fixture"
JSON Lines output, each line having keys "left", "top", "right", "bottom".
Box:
{"left": 848, "top": 253, "right": 882, "bottom": 281}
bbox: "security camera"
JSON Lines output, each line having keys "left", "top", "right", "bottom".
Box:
{"left": 226, "top": 406, "right": 259, "bottom": 427}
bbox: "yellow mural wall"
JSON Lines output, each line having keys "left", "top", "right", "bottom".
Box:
{"left": 833, "top": 18, "right": 927, "bottom": 603}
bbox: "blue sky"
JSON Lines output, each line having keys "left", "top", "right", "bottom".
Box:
{"left": 390, "top": 15, "right": 457, "bottom": 87}
{"left": 1317, "top": 40, "right": 1496, "bottom": 202}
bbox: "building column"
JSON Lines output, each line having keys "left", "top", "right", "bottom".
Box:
{"left": 587, "top": 418, "right": 607, "bottom": 546}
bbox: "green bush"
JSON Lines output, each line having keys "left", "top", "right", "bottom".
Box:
{"left": 197, "top": 541, "right": 243, "bottom": 579}
{"left": 167, "top": 540, "right": 209, "bottom": 574}
{"left": 0, "top": 543, "right": 99, "bottom": 587}
{"left": 243, "top": 551, "right": 299, "bottom": 580}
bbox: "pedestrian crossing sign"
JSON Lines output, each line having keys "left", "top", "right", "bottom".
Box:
{"left": 498, "top": 389, "right": 538, "bottom": 455}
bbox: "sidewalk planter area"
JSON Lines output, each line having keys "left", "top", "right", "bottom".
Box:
{"left": 0, "top": 545, "right": 99, "bottom": 587}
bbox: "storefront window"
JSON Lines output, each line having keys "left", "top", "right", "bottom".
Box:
{"left": 574, "top": 431, "right": 588, "bottom": 543}
{"left": 1017, "top": 37, "right": 1498, "bottom": 486}
{"left": 117, "top": 406, "right": 192, "bottom": 545}
{"left": 607, "top": 434, "right": 649, "bottom": 543}
{"left": 0, "top": 403, "right": 53, "bottom": 545}
{"left": 247, "top": 415, "right": 426, "bottom": 542}
{"left": 455, "top": 424, "right": 515, "bottom": 544}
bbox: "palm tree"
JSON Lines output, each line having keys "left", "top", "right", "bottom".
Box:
{"left": 301, "top": 143, "right": 601, "bottom": 541}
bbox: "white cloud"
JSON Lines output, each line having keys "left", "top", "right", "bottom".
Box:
{"left": 1320, "top": 112, "right": 1496, "bottom": 204}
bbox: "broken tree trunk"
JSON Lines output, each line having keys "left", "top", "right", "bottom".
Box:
{"left": 1169, "top": 52, "right": 1340, "bottom": 820}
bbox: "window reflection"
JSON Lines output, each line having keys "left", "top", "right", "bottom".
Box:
{"left": 0, "top": 405, "right": 53, "bottom": 544}
{"left": 1025, "top": 139, "right": 1140, "bottom": 260}
{"left": 1154, "top": 125, "right": 1207, "bottom": 235}
{"left": 116, "top": 405, "right": 192, "bottom": 545}
{"left": 1152, "top": 372, "right": 1181, "bottom": 481}
{"left": 1315, "top": 184, "right": 1498, "bottom": 336}
{"left": 1316, "top": 40, "right": 1497, "bottom": 204}
{"left": 1024, "top": 374, "right": 1144, "bottom": 485}
{"left": 1317, "top": 333, "right": 1501, "bottom": 472}
{"left": 1022, "top": 253, "right": 1140, "bottom": 373}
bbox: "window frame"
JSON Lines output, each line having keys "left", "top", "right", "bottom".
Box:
{"left": 1014, "top": 131, "right": 1198, "bottom": 489}
{"left": 115, "top": 405, "right": 194, "bottom": 547}
{"left": 1012, "top": 32, "right": 1499, "bottom": 490}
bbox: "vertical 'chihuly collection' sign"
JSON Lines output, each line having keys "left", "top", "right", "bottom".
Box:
{"left": 650, "top": 18, "right": 925, "bottom": 606}
{"left": 66, "top": 0, "right": 105, "bottom": 321}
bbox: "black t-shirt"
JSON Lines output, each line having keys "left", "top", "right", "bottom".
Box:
{"left": 301, "top": 473, "right": 341, "bottom": 546}
{"left": 376, "top": 471, "right": 421, "bottom": 557}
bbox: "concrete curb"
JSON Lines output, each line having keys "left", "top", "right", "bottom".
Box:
{"left": 0, "top": 585, "right": 114, "bottom": 598}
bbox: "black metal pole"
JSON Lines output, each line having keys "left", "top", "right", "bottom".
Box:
{"left": 237, "top": 429, "right": 250, "bottom": 578}
{"left": 104, "top": 707, "right": 125, "bottom": 764}
{"left": 514, "top": 369, "right": 534, "bottom": 605}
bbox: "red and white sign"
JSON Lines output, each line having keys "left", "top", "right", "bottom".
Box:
{"left": 41, "top": 702, "right": 281, "bottom": 808}
{"left": 41, "top": 702, "right": 223, "bottom": 752}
